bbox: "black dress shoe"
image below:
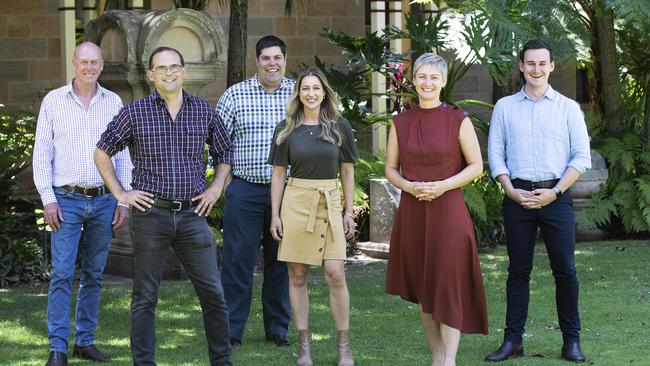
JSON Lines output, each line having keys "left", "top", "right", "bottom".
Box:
{"left": 265, "top": 333, "right": 290, "bottom": 347}
{"left": 72, "top": 344, "right": 111, "bottom": 362}
{"left": 230, "top": 338, "right": 241, "bottom": 347}
{"left": 45, "top": 351, "right": 68, "bottom": 366}
{"left": 485, "top": 341, "right": 524, "bottom": 362}
{"left": 562, "top": 342, "right": 586, "bottom": 363}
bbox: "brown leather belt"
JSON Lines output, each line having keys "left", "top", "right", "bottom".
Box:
{"left": 511, "top": 179, "right": 560, "bottom": 190}
{"left": 60, "top": 185, "right": 107, "bottom": 197}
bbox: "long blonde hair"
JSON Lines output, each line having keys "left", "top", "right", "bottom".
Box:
{"left": 276, "top": 67, "right": 342, "bottom": 146}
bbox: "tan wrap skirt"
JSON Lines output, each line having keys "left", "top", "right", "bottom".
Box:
{"left": 278, "top": 177, "right": 346, "bottom": 266}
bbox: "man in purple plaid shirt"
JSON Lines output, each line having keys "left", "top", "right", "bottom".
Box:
{"left": 94, "top": 47, "right": 233, "bottom": 366}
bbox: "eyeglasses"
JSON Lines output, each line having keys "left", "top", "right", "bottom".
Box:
{"left": 151, "top": 64, "right": 183, "bottom": 75}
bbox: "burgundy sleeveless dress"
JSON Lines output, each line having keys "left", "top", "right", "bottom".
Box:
{"left": 385, "top": 104, "right": 488, "bottom": 335}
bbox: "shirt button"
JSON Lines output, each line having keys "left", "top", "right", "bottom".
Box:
{"left": 319, "top": 248, "right": 323, "bottom": 252}
{"left": 320, "top": 234, "right": 325, "bottom": 238}
{"left": 324, "top": 219, "right": 328, "bottom": 223}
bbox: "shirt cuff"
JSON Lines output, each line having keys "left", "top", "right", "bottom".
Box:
{"left": 40, "top": 192, "right": 57, "bottom": 207}
{"left": 96, "top": 140, "right": 117, "bottom": 156}
{"left": 489, "top": 165, "right": 510, "bottom": 180}
{"left": 214, "top": 150, "right": 234, "bottom": 165}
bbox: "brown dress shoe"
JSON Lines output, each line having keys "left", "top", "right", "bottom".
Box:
{"left": 45, "top": 351, "right": 68, "bottom": 366}
{"left": 72, "top": 344, "right": 111, "bottom": 362}
{"left": 562, "top": 342, "right": 586, "bottom": 363}
{"left": 485, "top": 341, "right": 524, "bottom": 362}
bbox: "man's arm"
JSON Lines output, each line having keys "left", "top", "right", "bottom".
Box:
{"left": 32, "top": 96, "right": 65, "bottom": 230}
{"left": 215, "top": 89, "right": 236, "bottom": 188}
{"left": 530, "top": 103, "right": 590, "bottom": 208}
{"left": 94, "top": 148, "right": 153, "bottom": 211}
{"left": 192, "top": 162, "right": 231, "bottom": 217}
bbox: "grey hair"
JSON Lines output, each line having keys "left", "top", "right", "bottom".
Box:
{"left": 413, "top": 53, "right": 448, "bottom": 81}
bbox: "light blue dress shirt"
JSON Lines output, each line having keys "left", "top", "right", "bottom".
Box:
{"left": 488, "top": 85, "right": 591, "bottom": 181}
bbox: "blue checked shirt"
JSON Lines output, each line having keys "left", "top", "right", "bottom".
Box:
{"left": 215, "top": 74, "right": 296, "bottom": 184}
{"left": 97, "top": 90, "right": 233, "bottom": 200}
{"left": 488, "top": 85, "right": 591, "bottom": 181}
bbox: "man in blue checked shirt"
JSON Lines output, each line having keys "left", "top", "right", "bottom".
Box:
{"left": 215, "top": 35, "right": 295, "bottom": 347}
{"left": 33, "top": 42, "right": 132, "bottom": 366}
{"left": 94, "top": 47, "right": 233, "bottom": 366}
{"left": 486, "top": 39, "right": 590, "bottom": 363}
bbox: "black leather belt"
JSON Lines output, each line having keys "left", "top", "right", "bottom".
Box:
{"left": 511, "top": 178, "right": 560, "bottom": 190}
{"left": 60, "top": 185, "right": 106, "bottom": 197}
{"left": 153, "top": 198, "right": 195, "bottom": 211}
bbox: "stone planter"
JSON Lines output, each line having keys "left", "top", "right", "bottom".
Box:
{"left": 572, "top": 149, "right": 608, "bottom": 241}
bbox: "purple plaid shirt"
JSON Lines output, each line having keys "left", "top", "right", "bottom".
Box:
{"left": 97, "top": 90, "right": 233, "bottom": 200}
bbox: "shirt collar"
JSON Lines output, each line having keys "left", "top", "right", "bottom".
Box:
{"left": 252, "top": 74, "right": 293, "bottom": 93}
{"left": 517, "top": 84, "right": 557, "bottom": 102}
{"left": 65, "top": 79, "right": 108, "bottom": 98}
{"left": 151, "top": 89, "right": 195, "bottom": 105}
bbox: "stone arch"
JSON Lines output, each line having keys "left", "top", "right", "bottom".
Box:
{"left": 138, "top": 9, "right": 225, "bottom": 67}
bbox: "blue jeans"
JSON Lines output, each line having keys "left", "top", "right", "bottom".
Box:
{"left": 47, "top": 187, "right": 116, "bottom": 353}
{"left": 221, "top": 178, "right": 290, "bottom": 342}
{"left": 129, "top": 205, "right": 231, "bottom": 366}
{"left": 502, "top": 191, "right": 581, "bottom": 344}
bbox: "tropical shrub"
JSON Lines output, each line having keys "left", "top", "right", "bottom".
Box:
{"left": 0, "top": 106, "right": 48, "bottom": 287}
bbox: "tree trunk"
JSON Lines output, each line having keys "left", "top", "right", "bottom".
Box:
{"left": 593, "top": 0, "right": 623, "bottom": 134}
{"left": 226, "top": 0, "right": 248, "bottom": 87}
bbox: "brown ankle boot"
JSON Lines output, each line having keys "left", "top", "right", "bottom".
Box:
{"left": 337, "top": 330, "right": 354, "bottom": 366}
{"left": 297, "top": 329, "right": 313, "bottom": 366}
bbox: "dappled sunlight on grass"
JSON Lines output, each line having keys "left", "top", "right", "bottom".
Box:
{"left": 2, "top": 240, "right": 649, "bottom": 365}
{"left": 105, "top": 336, "right": 130, "bottom": 347}
{"left": 0, "top": 321, "right": 48, "bottom": 346}
{"left": 157, "top": 310, "right": 192, "bottom": 321}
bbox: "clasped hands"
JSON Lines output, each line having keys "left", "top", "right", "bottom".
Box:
{"left": 406, "top": 181, "right": 449, "bottom": 201}
{"left": 508, "top": 188, "right": 556, "bottom": 209}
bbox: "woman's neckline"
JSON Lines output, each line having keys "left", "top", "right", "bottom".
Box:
{"left": 418, "top": 102, "right": 448, "bottom": 111}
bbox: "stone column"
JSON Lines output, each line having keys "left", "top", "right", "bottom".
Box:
{"left": 370, "top": 0, "right": 387, "bottom": 153}
{"left": 58, "top": 0, "right": 76, "bottom": 82}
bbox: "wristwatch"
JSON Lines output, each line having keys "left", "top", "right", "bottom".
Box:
{"left": 552, "top": 186, "right": 563, "bottom": 199}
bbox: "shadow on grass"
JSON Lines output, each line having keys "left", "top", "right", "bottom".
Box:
{"left": 1, "top": 240, "right": 649, "bottom": 365}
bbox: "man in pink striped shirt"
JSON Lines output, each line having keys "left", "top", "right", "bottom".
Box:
{"left": 33, "top": 42, "right": 132, "bottom": 366}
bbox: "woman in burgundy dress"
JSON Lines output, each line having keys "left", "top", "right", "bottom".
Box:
{"left": 385, "top": 53, "right": 489, "bottom": 366}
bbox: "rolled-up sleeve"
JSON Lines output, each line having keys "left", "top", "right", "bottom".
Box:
{"left": 208, "top": 112, "right": 233, "bottom": 165}
{"left": 488, "top": 100, "right": 510, "bottom": 179}
{"left": 97, "top": 107, "right": 132, "bottom": 156}
{"left": 566, "top": 102, "right": 591, "bottom": 173}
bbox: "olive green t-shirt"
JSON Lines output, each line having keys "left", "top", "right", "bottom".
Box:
{"left": 267, "top": 117, "right": 359, "bottom": 179}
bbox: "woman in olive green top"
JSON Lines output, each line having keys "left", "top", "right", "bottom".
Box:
{"left": 268, "top": 67, "right": 358, "bottom": 366}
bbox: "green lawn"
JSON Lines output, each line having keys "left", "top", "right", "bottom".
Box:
{"left": 1, "top": 241, "right": 649, "bottom": 365}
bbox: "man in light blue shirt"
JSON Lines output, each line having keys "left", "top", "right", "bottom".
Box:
{"left": 486, "top": 39, "right": 590, "bottom": 363}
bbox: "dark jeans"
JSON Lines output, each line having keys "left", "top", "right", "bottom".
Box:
{"left": 129, "top": 205, "right": 231, "bottom": 366}
{"left": 221, "top": 178, "right": 290, "bottom": 342}
{"left": 503, "top": 191, "right": 581, "bottom": 344}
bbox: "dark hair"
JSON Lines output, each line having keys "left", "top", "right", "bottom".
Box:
{"left": 148, "top": 46, "right": 185, "bottom": 70}
{"left": 255, "top": 35, "right": 286, "bottom": 58}
{"left": 519, "top": 39, "right": 554, "bottom": 62}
